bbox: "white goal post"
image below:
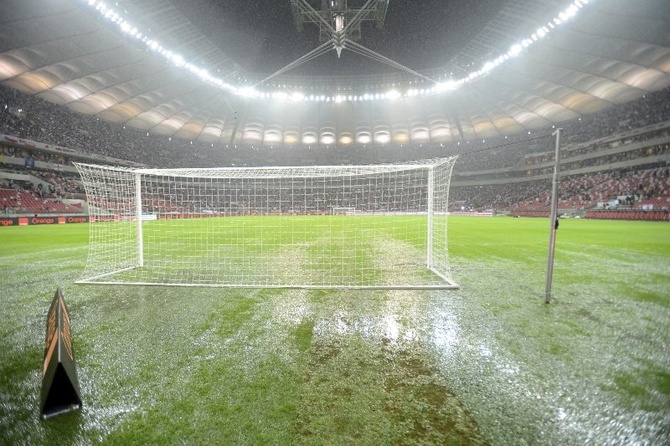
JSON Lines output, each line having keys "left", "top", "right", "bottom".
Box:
{"left": 74, "top": 158, "right": 459, "bottom": 289}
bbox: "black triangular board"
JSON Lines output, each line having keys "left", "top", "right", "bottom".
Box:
{"left": 41, "top": 363, "right": 82, "bottom": 419}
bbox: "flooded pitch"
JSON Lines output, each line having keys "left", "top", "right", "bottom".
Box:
{"left": 0, "top": 218, "right": 668, "bottom": 444}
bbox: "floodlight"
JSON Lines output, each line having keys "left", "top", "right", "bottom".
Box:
{"left": 238, "top": 87, "right": 258, "bottom": 98}
{"left": 386, "top": 89, "right": 401, "bottom": 100}
{"left": 376, "top": 134, "right": 390, "bottom": 143}
{"left": 290, "top": 92, "right": 305, "bottom": 102}
{"left": 273, "top": 91, "right": 289, "bottom": 101}
{"left": 172, "top": 54, "right": 185, "bottom": 67}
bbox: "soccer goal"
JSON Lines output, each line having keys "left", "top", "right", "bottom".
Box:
{"left": 74, "top": 158, "right": 459, "bottom": 289}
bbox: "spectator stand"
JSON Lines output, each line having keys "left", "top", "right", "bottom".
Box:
{"left": 1, "top": 84, "right": 670, "bottom": 221}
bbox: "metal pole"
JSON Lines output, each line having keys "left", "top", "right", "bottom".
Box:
{"left": 135, "top": 172, "right": 144, "bottom": 268}
{"left": 545, "top": 128, "right": 562, "bottom": 303}
{"left": 426, "top": 167, "right": 434, "bottom": 269}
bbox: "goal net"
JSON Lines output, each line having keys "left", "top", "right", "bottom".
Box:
{"left": 74, "top": 158, "right": 459, "bottom": 289}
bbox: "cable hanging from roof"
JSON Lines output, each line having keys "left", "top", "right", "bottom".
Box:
{"left": 256, "top": 0, "right": 435, "bottom": 88}
{"left": 344, "top": 39, "right": 435, "bottom": 84}
{"left": 252, "top": 40, "right": 333, "bottom": 89}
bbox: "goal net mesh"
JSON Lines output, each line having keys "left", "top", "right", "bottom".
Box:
{"left": 74, "top": 158, "right": 458, "bottom": 289}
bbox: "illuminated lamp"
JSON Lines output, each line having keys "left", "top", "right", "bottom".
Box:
{"left": 375, "top": 134, "right": 390, "bottom": 144}
{"left": 321, "top": 135, "right": 335, "bottom": 145}
{"left": 302, "top": 134, "right": 318, "bottom": 144}
{"left": 356, "top": 134, "right": 372, "bottom": 144}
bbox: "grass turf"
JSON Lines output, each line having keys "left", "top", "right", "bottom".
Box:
{"left": 83, "top": 214, "right": 435, "bottom": 287}
{"left": 0, "top": 216, "right": 668, "bottom": 444}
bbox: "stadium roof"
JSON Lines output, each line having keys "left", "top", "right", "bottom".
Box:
{"left": 1, "top": 0, "right": 669, "bottom": 148}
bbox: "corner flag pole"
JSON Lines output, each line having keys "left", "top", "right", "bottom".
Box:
{"left": 545, "top": 128, "right": 563, "bottom": 303}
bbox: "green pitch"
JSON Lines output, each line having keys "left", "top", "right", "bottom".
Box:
{"left": 81, "top": 214, "right": 446, "bottom": 288}
{"left": 0, "top": 216, "right": 668, "bottom": 444}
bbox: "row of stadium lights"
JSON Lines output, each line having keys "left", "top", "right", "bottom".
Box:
{"left": 138, "top": 126, "right": 555, "bottom": 148}
{"left": 87, "top": 0, "right": 590, "bottom": 103}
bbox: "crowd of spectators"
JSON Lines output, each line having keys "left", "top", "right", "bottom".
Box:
{"left": 448, "top": 87, "right": 670, "bottom": 173}
{"left": 524, "top": 164, "right": 669, "bottom": 210}
{"left": 2, "top": 85, "right": 670, "bottom": 171}
{"left": 0, "top": 172, "right": 84, "bottom": 214}
{"left": 451, "top": 164, "right": 670, "bottom": 213}
{"left": 451, "top": 181, "right": 550, "bottom": 211}
{"left": 454, "top": 139, "right": 670, "bottom": 185}
{"left": 0, "top": 188, "right": 83, "bottom": 215}
{"left": 1, "top": 147, "right": 86, "bottom": 214}
{"left": 524, "top": 126, "right": 670, "bottom": 167}
{"left": 1, "top": 83, "right": 669, "bottom": 217}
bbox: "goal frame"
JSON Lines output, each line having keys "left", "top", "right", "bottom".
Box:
{"left": 75, "top": 159, "right": 459, "bottom": 290}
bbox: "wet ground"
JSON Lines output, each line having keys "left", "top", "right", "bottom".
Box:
{"left": 1, "top": 219, "right": 668, "bottom": 444}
